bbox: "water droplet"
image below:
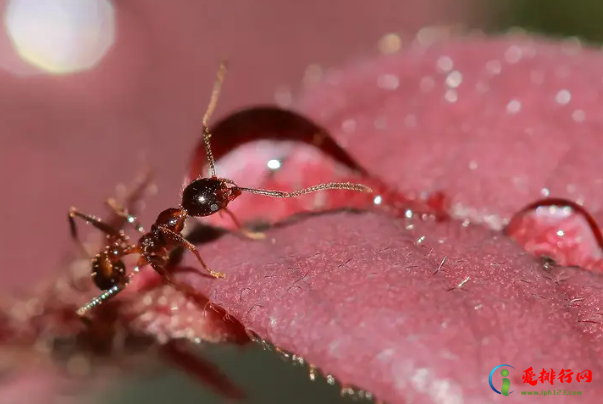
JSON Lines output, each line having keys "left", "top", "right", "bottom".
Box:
{"left": 309, "top": 365, "right": 317, "bottom": 381}
{"left": 341, "top": 119, "right": 356, "bottom": 134}
{"left": 266, "top": 159, "right": 281, "bottom": 170}
{"left": 485, "top": 60, "right": 502, "bottom": 75}
{"left": 505, "top": 198, "right": 603, "bottom": 270}
{"left": 378, "top": 33, "right": 401, "bottom": 54}
{"left": 506, "top": 99, "right": 522, "bottom": 114}
{"left": 572, "top": 109, "right": 585, "bottom": 122}
{"left": 436, "top": 56, "right": 453, "bottom": 73}
{"left": 504, "top": 45, "right": 523, "bottom": 64}
{"left": 555, "top": 89, "right": 571, "bottom": 105}
{"left": 444, "top": 89, "right": 458, "bottom": 103}
{"left": 377, "top": 73, "right": 399, "bottom": 90}
{"left": 445, "top": 70, "right": 462, "bottom": 88}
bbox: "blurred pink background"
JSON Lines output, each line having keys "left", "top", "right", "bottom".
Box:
{"left": 0, "top": 0, "right": 487, "bottom": 291}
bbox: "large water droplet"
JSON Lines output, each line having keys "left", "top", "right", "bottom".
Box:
{"left": 505, "top": 198, "right": 603, "bottom": 270}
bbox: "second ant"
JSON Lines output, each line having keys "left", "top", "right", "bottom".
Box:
{"left": 69, "top": 62, "right": 372, "bottom": 319}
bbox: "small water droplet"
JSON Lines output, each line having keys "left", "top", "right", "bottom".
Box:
{"left": 485, "top": 60, "right": 502, "bottom": 75}
{"left": 555, "top": 89, "right": 571, "bottom": 105}
{"left": 436, "top": 56, "right": 453, "bottom": 73}
{"left": 341, "top": 119, "right": 356, "bottom": 134}
{"left": 444, "top": 89, "right": 458, "bottom": 103}
{"left": 506, "top": 99, "right": 522, "bottom": 114}
{"left": 341, "top": 387, "right": 355, "bottom": 396}
{"left": 309, "top": 365, "right": 317, "bottom": 381}
{"left": 378, "top": 33, "right": 401, "bottom": 54}
{"left": 377, "top": 73, "right": 400, "bottom": 90}
{"left": 445, "top": 70, "right": 463, "bottom": 88}
{"left": 504, "top": 45, "right": 523, "bottom": 64}
{"left": 267, "top": 159, "right": 281, "bottom": 170}
{"left": 572, "top": 109, "right": 585, "bottom": 122}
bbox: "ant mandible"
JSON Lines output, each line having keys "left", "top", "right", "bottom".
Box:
{"left": 69, "top": 62, "right": 373, "bottom": 319}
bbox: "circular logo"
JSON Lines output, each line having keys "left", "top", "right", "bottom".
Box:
{"left": 489, "top": 364, "right": 515, "bottom": 395}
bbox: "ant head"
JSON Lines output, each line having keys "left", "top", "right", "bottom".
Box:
{"left": 155, "top": 208, "right": 187, "bottom": 233}
{"left": 181, "top": 177, "right": 241, "bottom": 217}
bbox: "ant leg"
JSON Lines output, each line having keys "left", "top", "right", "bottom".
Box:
{"left": 147, "top": 259, "right": 218, "bottom": 311}
{"left": 147, "top": 259, "right": 178, "bottom": 287}
{"left": 158, "top": 226, "right": 226, "bottom": 279}
{"left": 68, "top": 207, "right": 126, "bottom": 257}
{"left": 222, "top": 207, "right": 266, "bottom": 240}
{"left": 105, "top": 166, "right": 154, "bottom": 230}
{"left": 105, "top": 198, "right": 146, "bottom": 233}
{"left": 76, "top": 282, "right": 126, "bottom": 319}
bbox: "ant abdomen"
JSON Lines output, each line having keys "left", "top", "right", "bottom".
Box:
{"left": 181, "top": 178, "right": 239, "bottom": 217}
{"left": 91, "top": 254, "right": 127, "bottom": 291}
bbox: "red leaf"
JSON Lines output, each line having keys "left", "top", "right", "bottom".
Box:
{"left": 177, "top": 35, "right": 603, "bottom": 403}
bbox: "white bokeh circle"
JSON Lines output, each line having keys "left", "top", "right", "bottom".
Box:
{"left": 4, "top": 0, "right": 116, "bottom": 75}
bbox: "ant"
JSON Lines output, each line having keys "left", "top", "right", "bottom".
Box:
{"left": 68, "top": 62, "right": 373, "bottom": 319}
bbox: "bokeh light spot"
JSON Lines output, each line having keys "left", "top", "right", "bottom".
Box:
{"left": 4, "top": 0, "right": 115, "bottom": 75}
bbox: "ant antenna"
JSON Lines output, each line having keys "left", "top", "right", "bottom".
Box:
{"left": 202, "top": 61, "right": 228, "bottom": 178}
{"left": 236, "top": 182, "right": 373, "bottom": 198}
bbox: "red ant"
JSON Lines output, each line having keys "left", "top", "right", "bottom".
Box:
{"left": 68, "top": 62, "right": 373, "bottom": 319}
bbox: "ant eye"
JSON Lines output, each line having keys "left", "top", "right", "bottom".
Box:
{"left": 182, "top": 178, "right": 229, "bottom": 217}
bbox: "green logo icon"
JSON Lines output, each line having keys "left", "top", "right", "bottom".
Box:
{"left": 489, "top": 365, "right": 515, "bottom": 396}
